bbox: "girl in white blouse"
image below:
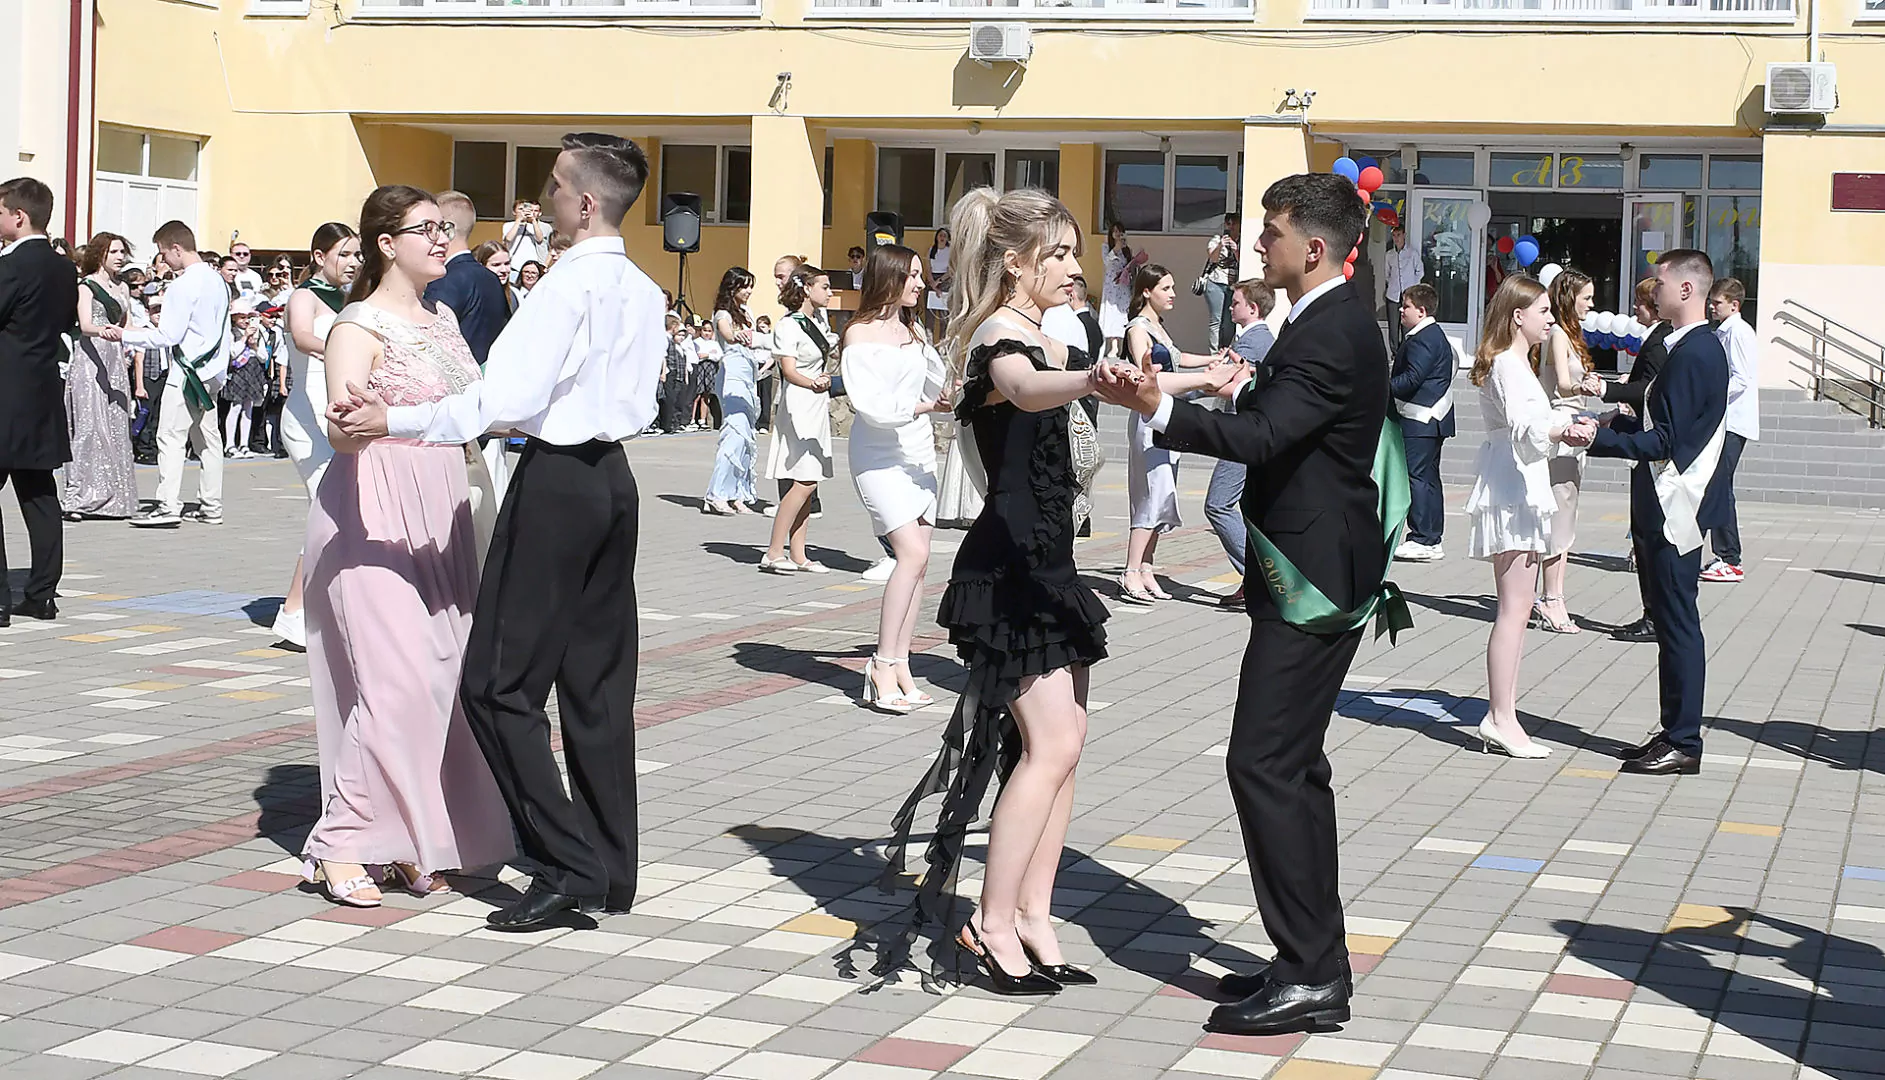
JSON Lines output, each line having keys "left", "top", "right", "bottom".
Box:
{"left": 1466, "top": 275, "right": 1593, "bottom": 759}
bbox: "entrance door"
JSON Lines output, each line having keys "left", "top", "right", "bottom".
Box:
{"left": 1622, "top": 193, "right": 1682, "bottom": 308}
{"left": 1410, "top": 189, "right": 1484, "bottom": 361}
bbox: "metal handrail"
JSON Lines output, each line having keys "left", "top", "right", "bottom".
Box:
{"left": 1776, "top": 298, "right": 1885, "bottom": 428}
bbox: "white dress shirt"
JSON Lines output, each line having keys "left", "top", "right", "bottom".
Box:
{"left": 1040, "top": 304, "right": 1088, "bottom": 355}
{"left": 386, "top": 236, "right": 664, "bottom": 445}
{"left": 1384, "top": 242, "right": 1424, "bottom": 301}
{"left": 1149, "top": 274, "right": 1346, "bottom": 431}
{"left": 120, "top": 261, "right": 232, "bottom": 385}
{"left": 1714, "top": 312, "right": 1760, "bottom": 440}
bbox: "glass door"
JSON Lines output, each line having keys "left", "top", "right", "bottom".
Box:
{"left": 1622, "top": 193, "right": 1682, "bottom": 309}
{"left": 1410, "top": 189, "right": 1485, "bottom": 362}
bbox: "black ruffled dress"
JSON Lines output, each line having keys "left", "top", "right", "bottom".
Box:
{"left": 878, "top": 340, "right": 1108, "bottom": 973}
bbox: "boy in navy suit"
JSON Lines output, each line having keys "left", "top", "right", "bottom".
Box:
{"left": 1389, "top": 283, "right": 1453, "bottom": 561}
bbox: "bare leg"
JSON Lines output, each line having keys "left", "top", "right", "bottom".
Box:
{"left": 765, "top": 481, "right": 815, "bottom": 563}
{"left": 1487, "top": 549, "right": 1543, "bottom": 749}
{"left": 1541, "top": 552, "right": 1572, "bottom": 626}
{"left": 281, "top": 555, "right": 306, "bottom": 617}
{"left": 1142, "top": 531, "right": 1171, "bottom": 597}
{"left": 1124, "top": 526, "right": 1154, "bottom": 595}
{"left": 1013, "top": 665, "right": 1087, "bottom": 967}
{"left": 893, "top": 555, "right": 925, "bottom": 698}
{"left": 971, "top": 666, "right": 1085, "bottom": 977}
{"left": 873, "top": 521, "right": 930, "bottom": 701}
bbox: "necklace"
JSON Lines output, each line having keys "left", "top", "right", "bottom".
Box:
{"left": 1001, "top": 303, "right": 1042, "bottom": 329}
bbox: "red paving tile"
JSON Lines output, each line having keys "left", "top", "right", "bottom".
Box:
{"left": 854, "top": 1038, "right": 973, "bottom": 1071}
{"left": 1200, "top": 1032, "right": 1307, "bottom": 1055}
{"left": 1349, "top": 953, "right": 1381, "bottom": 974}
{"left": 212, "top": 870, "right": 303, "bottom": 893}
{"left": 132, "top": 926, "right": 247, "bottom": 954}
{"left": 1544, "top": 973, "right": 1634, "bottom": 999}
{"left": 34, "top": 864, "right": 121, "bottom": 888}
{"left": 313, "top": 904, "right": 417, "bottom": 926}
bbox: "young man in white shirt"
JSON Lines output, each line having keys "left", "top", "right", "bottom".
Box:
{"left": 117, "top": 220, "right": 229, "bottom": 527}
{"left": 1702, "top": 277, "right": 1759, "bottom": 583}
{"left": 331, "top": 133, "right": 663, "bottom": 932}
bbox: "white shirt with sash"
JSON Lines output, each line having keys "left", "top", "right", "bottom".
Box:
{"left": 120, "top": 261, "right": 231, "bottom": 387}
{"left": 1641, "top": 319, "right": 1727, "bottom": 555}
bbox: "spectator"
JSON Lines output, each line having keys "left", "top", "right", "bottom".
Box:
{"left": 502, "top": 199, "right": 547, "bottom": 279}
{"left": 514, "top": 260, "right": 544, "bottom": 304}
{"left": 548, "top": 232, "right": 572, "bottom": 266}
{"left": 1201, "top": 213, "right": 1240, "bottom": 350}
{"left": 216, "top": 255, "right": 240, "bottom": 300}
{"left": 1701, "top": 276, "right": 1758, "bottom": 583}
{"left": 846, "top": 245, "right": 865, "bottom": 290}
{"left": 230, "top": 242, "right": 265, "bottom": 297}
{"left": 473, "top": 241, "right": 517, "bottom": 313}
{"left": 220, "top": 298, "right": 271, "bottom": 459}
{"left": 1383, "top": 223, "right": 1424, "bottom": 349}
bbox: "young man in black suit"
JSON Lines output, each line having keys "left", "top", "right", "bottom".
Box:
{"left": 1585, "top": 249, "right": 1730, "bottom": 776}
{"left": 1604, "top": 277, "right": 1671, "bottom": 642}
{"left": 0, "top": 178, "right": 77, "bottom": 625}
{"left": 1098, "top": 172, "right": 1391, "bottom": 1035}
{"left": 1389, "top": 282, "right": 1454, "bottom": 561}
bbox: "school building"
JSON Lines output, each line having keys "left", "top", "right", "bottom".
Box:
{"left": 53, "top": 0, "right": 1885, "bottom": 384}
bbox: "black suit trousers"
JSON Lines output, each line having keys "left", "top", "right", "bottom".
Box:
{"left": 460, "top": 438, "right": 641, "bottom": 902}
{"left": 0, "top": 470, "right": 62, "bottom": 605}
{"left": 1228, "top": 609, "right": 1359, "bottom": 986}
{"left": 1635, "top": 533, "right": 1705, "bottom": 755}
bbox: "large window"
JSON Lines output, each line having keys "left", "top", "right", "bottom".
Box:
{"left": 513, "top": 146, "right": 559, "bottom": 214}
{"left": 874, "top": 147, "right": 1061, "bottom": 230}
{"left": 658, "top": 143, "right": 753, "bottom": 224}
{"left": 94, "top": 127, "right": 201, "bottom": 261}
{"left": 452, "top": 141, "right": 508, "bottom": 220}
{"left": 876, "top": 148, "right": 936, "bottom": 229}
{"left": 1102, "top": 150, "right": 1165, "bottom": 233}
{"left": 1102, "top": 149, "right": 1235, "bottom": 235}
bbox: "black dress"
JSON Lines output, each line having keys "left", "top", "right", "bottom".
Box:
{"left": 878, "top": 339, "right": 1108, "bottom": 971}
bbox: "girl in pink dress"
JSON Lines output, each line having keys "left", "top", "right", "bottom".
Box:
{"left": 300, "top": 185, "right": 512, "bottom": 906}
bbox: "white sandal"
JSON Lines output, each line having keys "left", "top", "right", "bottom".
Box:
{"left": 879, "top": 656, "right": 934, "bottom": 706}
{"left": 861, "top": 655, "right": 921, "bottom": 715}
{"left": 302, "top": 857, "right": 382, "bottom": 908}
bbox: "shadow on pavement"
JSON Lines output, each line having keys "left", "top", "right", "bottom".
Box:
{"left": 1402, "top": 591, "right": 1498, "bottom": 624}
{"left": 252, "top": 763, "right": 319, "bottom": 853}
{"left": 1339, "top": 687, "right": 1633, "bottom": 759}
{"left": 1817, "top": 568, "right": 1885, "bottom": 588}
{"left": 731, "top": 641, "right": 962, "bottom": 695}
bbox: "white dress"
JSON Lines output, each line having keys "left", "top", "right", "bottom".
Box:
{"left": 1099, "top": 246, "right": 1131, "bottom": 340}
{"left": 280, "top": 290, "right": 338, "bottom": 495}
{"left": 927, "top": 248, "right": 951, "bottom": 314}
{"left": 1126, "top": 316, "right": 1182, "bottom": 533}
{"left": 764, "top": 313, "right": 835, "bottom": 483}
{"left": 1467, "top": 346, "right": 1558, "bottom": 559}
{"left": 842, "top": 338, "right": 945, "bottom": 535}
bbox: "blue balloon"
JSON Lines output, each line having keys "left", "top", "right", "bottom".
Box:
{"left": 1627, "top": 335, "right": 1643, "bottom": 351}
{"left": 1591, "top": 332, "right": 1607, "bottom": 350}
{"left": 1518, "top": 233, "right": 1537, "bottom": 247}
{"left": 1513, "top": 239, "right": 1540, "bottom": 267}
{"left": 1357, "top": 156, "right": 1379, "bottom": 172}
{"left": 1333, "top": 157, "right": 1360, "bottom": 183}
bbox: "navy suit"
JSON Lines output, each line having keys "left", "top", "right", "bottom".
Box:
{"left": 0, "top": 237, "right": 77, "bottom": 606}
{"left": 425, "top": 251, "right": 511, "bottom": 367}
{"left": 1588, "top": 323, "right": 1729, "bottom": 755}
{"left": 1388, "top": 321, "right": 1454, "bottom": 546}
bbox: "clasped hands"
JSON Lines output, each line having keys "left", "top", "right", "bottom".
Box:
{"left": 1091, "top": 349, "right": 1247, "bottom": 416}
{"left": 326, "top": 381, "right": 392, "bottom": 441}
{"left": 1559, "top": 417, "right": 1600, "bottom": 448}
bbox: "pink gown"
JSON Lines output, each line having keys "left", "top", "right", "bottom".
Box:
{"left": 302, "top": 301, "right": 514, "bottom": 875}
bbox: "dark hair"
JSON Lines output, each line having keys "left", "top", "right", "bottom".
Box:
{"left": 928, "top": 228, "right": 950, "bottom": 259}
{"left": 300, "top": 221, "right": 357, "bottom": 285}
{"left": 713, "top": 266, "right": 756, "bottom": 329}
{"left": 1233, "top": 278, "right": 1276, "bottom": 318}
{"left": 473, "top": 240, "right": 505, "bottom": 266}
{"left": 1547, "top": 268, "right": 1593, "bottom": 373}
{"left": 1261, "top": 173, "right": 1367, "bottom": 262}
{"left": 852, "top": 244, "right": 921, "bottom": 332}
{"left": 1400, "top": 282, "right": 1439, "bottom": 316}
{"left": 1127, "top": 262, "right": 1172, "bottom": 320}
{"left": 847, "top": 246, "right": 866, "bottom": 260}
{"left": 1656, "top": 248, "right": 1715, "bottom": 292}
{"left": 1710, "top": 276, "right": 1746, "bottom": 305}
{"left": 779, "top": 264, "right": 828, "bottom": 312}
{"left": 350, "top": 184, "right": 434, "bottom": 304}
{"left": 0, "top": 177, "right": 54, "bottom": 231}
{"left": 518, "top": 260, "right": 545, "bottom": 283}
{"left": 560, "top": 132, "right": 649, "bottom": 225}
{"left": 78, "top": 232, "right": 131, "bottom": 276}
{"left": 152, "top": 219, "right": 196, "bottom": 251}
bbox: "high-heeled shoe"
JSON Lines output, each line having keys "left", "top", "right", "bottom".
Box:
{"left": 1530, "top": 596, "right": 1580, "bottom": 634}
{"left": 1118, "top": 570, "right": 1156, "bottom": 605}
{"left": 1477, "top": 719, "right": 1551, "bottom": 759}
{"left": 702, "top": 499, "right": 734, "bottom": 516}
{"left": 955, "top": 922, "right": 1060, "bottom": 996}
{"left": 386, "top": 862, "right": 452, "bottom": 897}
{"left": 1142, "top": 568, "right": 1174, "bottom": 601}
{"left": 302, "top": 857, "right": 382, "bottom": 907}
{"left": 861, "top": 655, "right": 919, "bottom": 715}
{"left": 1021, "top": 941, "right": 1098, "bottom": 985}
{"left": 879, "top": 656, "right": 933, "bottom": 706}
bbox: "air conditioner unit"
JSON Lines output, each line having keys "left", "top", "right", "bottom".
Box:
{"left": 1765, "top": 62, "right": 1837, "bottom": 115}
{"left": 969, "top": 22, "right": 1032, "bottom": 64}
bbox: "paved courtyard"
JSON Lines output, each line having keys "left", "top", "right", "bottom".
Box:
{"left": 0, "top": 418, "right": 1881, "bottom": 1080}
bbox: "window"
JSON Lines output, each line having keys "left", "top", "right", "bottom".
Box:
{"left": 98, "top": 128, "right": 144, "bottom": 175}
{"left": 1349, "top": 150, "right": 1406, "bottom": 187}
{"left": 943, "top": 153, "right": 996, "bottom": 220}
{"left": 823, "top": 146, "right": 834, "bottom": 228}
{"left": 1557, "top": 153, "right": 1623, "bottom": 190}
{"left": 93, "top": 128, "right": 200, "bottom": 266}
{"left": 1102, "top": 149, "right": 1234, "bottom": 234}
{"left": 513, "top": 146, "right": 559, "bottom": 215}
{"left": 452, "top": 141, "right": 507, "bottom": 220}
{"left": 1411, "top": 151, "right": 1474, "bottom": 187}
{"left": 722, "top": 147, "right": 752, "bottom": 225}
{"left": 1490, "top": 152, "right": 1554, "bottom": 189}
{"left": 1638, "top": 153, "right": 1703, "bottom": 189}
{"left": 661, "top": 144, "right": 718, "bottom": 220}
{"left": 1172, "top": 155, "right": 1231, "bottom": 233}
{"left": 1103, "top": 150, "right": 1164, "bottom": 233}
{"left": 877, "top": 148, "right": 936, "bottom": 229}
{"left": 1005, "top": 150, "right": 1059, "bottom": 194}
{"left": 1709, "top": 155, "right": 1762, "bottom": 190}
{"left": 1706, "top": 194, "right": 1760, "bottom": 313}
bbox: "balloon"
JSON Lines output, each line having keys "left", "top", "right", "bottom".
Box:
{"left": 1537, "top": 263, "right": 1563, "bottom": 288}
{"left": 1358, "top": 166, "right": 1385, "bottom": 193}
{"left": 1630, "top": 319, "right": 1648, "bottom": 337}
{"left": 1581, "top": 312, "right": 1598, "bottom": 332}
{"left": 1496, "top": 236, "right": 1515, "bottom": 255}
{"left": 1343, "top": 262, "right": 1355, "bottom": 280}
{"left": 1345, "top": 248, "right": 1358, "bottom": 264}
{"left": 1467, "top": 202, "right": 1492, "bottom": 231}
{"left": 1356, "top": 156, "right": 1379, "bottom": 171}
{"left": 1627, "top": 335, "right": 1643, "bottom": 351}
{"left": 1595, "top": 312, "right": 1614, "bottom": 334}
{"left": 1514, "top": 239, "right": 1540, "bottom": 267}
{"left": 1333, "top": 157, "right": 1360, "bottom": 183}
{"left": 1518, "top": 234, "right": 1537, "bottom": 248}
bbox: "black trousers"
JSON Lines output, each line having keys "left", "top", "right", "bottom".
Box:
{"left": 461, "top": 438, "right": 641, "bottom": 901}
{"left": 133, "top": 372, "right": 167, "bottom": 458}
{"left": 0, "top": 470, "right": 62, "bottom": 605}
{"left": 1636, "top": 532, "right": 1705, "bottom": 755}
{"left": 1403, "top": 435, "right": 1445, "bottom": 546}
{"left": 1227, "top": 609, "right": 1360, "bottom": 986}
{"left": 756, "top": 375, "right": 775, "bottom": 431}
{"left": 1705, "top": 432, "right": 1746, "bottom": 566}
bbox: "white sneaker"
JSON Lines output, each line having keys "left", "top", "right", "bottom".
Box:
{"left": 272, "top": 606, "right": 307, "bottom": 648}
{"left": 130, "top": 507, "right": 182, "bottom": 528}
{"left": 860, "top": 556, "right": 897, "bottom": 583}
{"left": 763, "top": 505, "right": 779, "bottom": 518}
{"left": 1394, "top": 540, "right": 1442, "bottom": 562}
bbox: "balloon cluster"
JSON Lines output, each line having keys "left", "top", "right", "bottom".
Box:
{"left": 1495, "top": 234, "right": 1542, "bottom": 268}
{"left": 1332, "top": 156, "right": 1387, "bottom": 281}
{"left": 1581, "top": 310, "right": 1648, "bottom": 355}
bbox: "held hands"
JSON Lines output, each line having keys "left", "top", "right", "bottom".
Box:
{"left": 326, "top": 381, "right": 391, "bottom": 441}
{"left": 1558, "top": 418, "right": 1598, "bottom": 448}
{"left": 1093, "top": 352, "right": 1159, "bottom": 416}
{"left": 1579, "top": 371, "right": 1605, "bottom": 396}
{"left": 1207, "top": 360, "right": 1250, "bottom": 400}
{"left": 98, "top": 325, "right": 124, "bottom": 343}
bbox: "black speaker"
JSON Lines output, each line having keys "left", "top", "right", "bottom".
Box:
{"left": 662, "top": 193, "right": 702, "bottom": 254}
{"left": 865, "top": 211, "right": 903, "bottom": 250}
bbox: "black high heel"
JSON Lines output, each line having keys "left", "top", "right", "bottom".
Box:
{"left": 1021, "top": 941, "right": 1098, "bottom": 986}
{"left": 956, "top": 922, "right": 1060, "bottom": 996}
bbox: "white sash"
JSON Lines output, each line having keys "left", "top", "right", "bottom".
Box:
{"left": 1395, "top": 384, "right": 1454, "bottom": 426}
{"left": 1645, "top": 396, "right": 1727, "bottom": 555}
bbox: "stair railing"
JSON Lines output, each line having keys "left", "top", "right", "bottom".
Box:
{"left": 1773, "top": 299, "right": 1885, "bottom": 428}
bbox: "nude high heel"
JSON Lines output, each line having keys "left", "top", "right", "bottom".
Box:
{"left": 861, "top": 655, "right": 918, "bottom": 715}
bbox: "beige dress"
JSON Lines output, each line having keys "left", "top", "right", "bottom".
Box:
{"left": 1541, "top": 327, "right": 1594, "bottom": 556}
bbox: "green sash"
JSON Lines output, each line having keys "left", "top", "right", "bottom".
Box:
{"left": 305, "top": 278, "right": 346, "bottom": 314}
{"left": 177, "top": 290, "right": 229, "bottom": 414}
{"left": 1244, "top": 418, "right": 1416, "bottom": 643}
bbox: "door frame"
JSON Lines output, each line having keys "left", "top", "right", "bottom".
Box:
{"left": 1620, "top": 192, "right": 1683, "bottom": 310}
{"left": 1410, "top": 188, "right": 1486, "bottom": 363}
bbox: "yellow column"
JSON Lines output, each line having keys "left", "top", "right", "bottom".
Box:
{"left": 1057, "top": 142, "right": 1101, "bottom": 260}
{"left": 827, "top": 137, "right": 874, "bottom": 266}
{"left": 1237, "top": 118, "right": 1311, "bottom": 284}
{"left": 746, "top": 115, "right": 825, "bottom": 319}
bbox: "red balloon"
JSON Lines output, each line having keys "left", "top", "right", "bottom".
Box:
{"left": 1343, "top": 262, "right": 1355, "bottom": 280}
{"left": 1345, "top": 248, "right": 1358, "bottom": 264}
{"left": 1358, "top": 166, "right": 1385, "bottom": 193}
{"left": 1496, "top": 236, "right": 1515, "bottom": 254}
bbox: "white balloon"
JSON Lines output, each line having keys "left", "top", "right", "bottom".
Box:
{"left": 1604, "top": 313, "right": 1624, "bottom": 335}
{"left": 1628, "top": 319, "right": 1647, "bottom": 338}
{"left": 1581, "top": 312, "right": 1599, "bottom": 333}
{"left": 1537, "top": 263, "right": 1563, "bottom": 288}
{"left": 1467, "top": 202, "right": 1492, "bottom": 231}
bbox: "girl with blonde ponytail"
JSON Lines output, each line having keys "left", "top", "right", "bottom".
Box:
{"left": 882, "top": 187, "right": 1118, "bottom": 995}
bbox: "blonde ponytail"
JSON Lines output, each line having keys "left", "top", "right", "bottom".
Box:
{"left": 944, "top": 186, "right": 1080, "bottom": 381}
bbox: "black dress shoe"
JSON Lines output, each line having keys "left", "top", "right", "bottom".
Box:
{"left": 0, "top": 609, "right": 10, "bottom": 628}
{"left": 1616, "top": 615, "right": 1657, "bottom": 642}
{"left": 486, "top": 882, "right": 603, "bottom": 931}
{"left": 1619, "top": 732, "right": 1667, "bottom": 760}
{"left": 1021, "top": 943, "right": 1097, "bottom": 986}
{"left": 1218, "top": 958, "right": 1352, "bottom": 1000}
{"left": 1621, "top": 742, "right": 1701, "bottom": 776}
{"left": 14, "top": 598, "right": 57, "bottom": 621}
{"left": 1207, "top": 976, "right": 1351, "bottom": 1036}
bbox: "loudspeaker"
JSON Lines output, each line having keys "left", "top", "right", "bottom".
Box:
{"left": 865, "top": 211, "right": 903, "bottom": 250}
{"left": 662, "top": 193, "right": 702, "bottom": 254}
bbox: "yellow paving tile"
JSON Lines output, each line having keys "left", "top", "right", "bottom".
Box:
{"left": 61, "top": 634, "right": 119, "bottom": 643}
{"left": 1346, "top": 934, "right": 1397, "bottom": 956}
{"left": 1109, "top": 834, "right": 1186, "bottom": 852}
{"left": 219, "top": 690, "right": 284, "bottom": 702}
{"left": 85, "top": 594, "right": 131, "bottom": 602}
{"left": 1273, "top": 1062, "right": 1377, "bottom": 1080}
{"left": 1560, "top": 767, "right": 1618, "bottom": 780}
{"left": 824, "top": 584, "right": 868, "bottom": 592}
{"left": 237, "top": 648, "right": 292, "bottom": 659}
{"left": 125, "top": 624, "right": 180, "bottom": 633}
{"left": 1666, "top": 903, "right": 1747, "bottom": 937}
{"left": 776, "top": 912, "right": 859, "bottom": 938}
{"left": 1205, "top": 572, "right": 1243, "bottom": 585}
{"left": 1718, "top": 821, "right": 1781, "bottom": 837}
{"left": 123, "top": 681, "right": 185, "bottom": 692}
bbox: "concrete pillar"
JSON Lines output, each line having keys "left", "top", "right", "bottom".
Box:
{"left": 827, "top": 137, "right": 873, "bottom": 266}
{"left": 1237, "top": 118, "right": 1312, "bottom": 287}
{"left": 746, "top": 115, "right": 825, "bottom": 318}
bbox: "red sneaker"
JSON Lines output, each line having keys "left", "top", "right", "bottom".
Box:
{"left": 1699, "top": 560, "right": 1744, "bottom": 583}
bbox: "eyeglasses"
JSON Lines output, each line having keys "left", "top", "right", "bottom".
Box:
{"left": 391, "top": 220, "right": 455, "bottom": 243}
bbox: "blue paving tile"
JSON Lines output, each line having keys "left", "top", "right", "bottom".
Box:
{"left": 1843, "top": 865, "right": 1885, "bottom": 881}
{"left": 1472, "top": 855, "right": 1547, "bottom": 874}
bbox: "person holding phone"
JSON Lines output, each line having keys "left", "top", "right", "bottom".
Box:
{"left": 502, "top": 199, "right": 547, "bottom": 283}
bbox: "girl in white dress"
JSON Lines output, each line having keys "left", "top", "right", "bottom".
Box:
{"left": 761, "top": 264, "right": 836, "bottom": 572}
{"left": 1466, "top": 275, "right": 1594, "bottom": 759}
{"left": 271, "top": 223, "right": 362, "bottom": 650}
{"left": 843, "top": 245, "right": 950, "bottom": 712}
{"left": 926, "top": 228, "right": 953, "bottom": 340}
{"left": 1534, "top": 268, "right": 1606, "bottom": 634}
{"left": 1098, "top": 222, "right": 1144, "bottom": 358}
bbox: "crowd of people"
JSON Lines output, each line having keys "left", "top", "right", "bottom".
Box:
{"left": 0, "top": 145, "right": 1760, "bottom": 1037}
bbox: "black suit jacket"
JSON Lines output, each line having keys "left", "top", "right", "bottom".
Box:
{"left": 1156, "top": 281, "right": 1390, "bottom": 616}
{"left": 1388, "top": 321, "right": 1456, "bottom": 439}
{"left": 1603, "top": 321, "right": 1670, "bottom": 411}
{"left": 0, "top": 239, "right": 79, "bottom": 470}
{"left": 424, "top": 251, "right": 510, "bottom": 367}
{"left": 1589, "top": 323, "right": 1730, "bottom": 541}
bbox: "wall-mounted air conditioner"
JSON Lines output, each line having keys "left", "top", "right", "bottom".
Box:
{"left": 969, "top": 22, "right": 1033, "bottom": 64}
{"left": 1765, "top": 62, "right": 1837, "bottom": 115}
